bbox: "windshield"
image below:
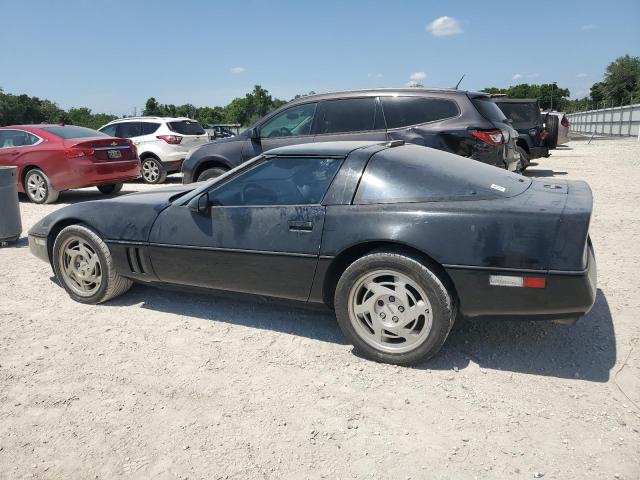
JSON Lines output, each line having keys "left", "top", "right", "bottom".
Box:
{"left": 167, "top": 120, "right": 206, "bottom": 135}
{"left": 41, "top": 126, "right": 109, "bottom": 139}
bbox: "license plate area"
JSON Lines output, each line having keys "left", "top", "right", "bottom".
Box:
{"left": 107, "top": 149, "right": 122, "bottom": 159}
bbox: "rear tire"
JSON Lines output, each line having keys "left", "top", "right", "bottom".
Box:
{"left": 334, "top": 251, "right": 455, "bottom": 365}
{"left": 516, "top": 146, "right": 529, "bottom": 171}
{"left": 197, "top": 167, "right": 228, "bottom": 182}
{"left": 52, "top": 224, "right": 132, "bottom": 304}
{"left": 141, "top": 157, "right": 167, "bottom": 184}
{"left": 545, "top": 115, "right": 559, "bottom": 149}
{"left": 97, "top": 183, "right": 123, "bottom": 195}
{"left": 24, "top": 169, "right": 59, "bottom": 204}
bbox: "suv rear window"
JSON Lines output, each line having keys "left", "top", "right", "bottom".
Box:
{"left": 471, "top": 97, "right": 507, "bottom": 123}
{"left": 41, "top": 126, "right": 108, "bottom": 139}
{"left": 354, "top": 144, "right": 531, "bottom": 204}
{"left": 167, "top": 120, "right": 205, "bottom": 135}
{"left": 494, "top": 102, "right": 542, "bottom": 128}
{"left": 381, "top": 97, "right": 459, "bottom": 129}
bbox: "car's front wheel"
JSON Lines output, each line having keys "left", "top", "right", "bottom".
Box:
{"left": 141, "top": 157, "right": 167, "bottom": 184}
{"left": 334, "top": 251, "right": 455, "bottom": 365}
{"left": 52, "top": 224, "right": 132, "bottom": 304}
{"left": 197, "top": 166, "right": 228, "bottom": 182}
{"left": 97, "top": 183, "right": 123, "bottom": 195}
{"left": 24, "top": 169, "right": 59, "bottom": 204}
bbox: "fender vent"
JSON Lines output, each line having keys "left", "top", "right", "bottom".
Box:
{"left": 126, "top": 247, "right": 147, "bottom": 275}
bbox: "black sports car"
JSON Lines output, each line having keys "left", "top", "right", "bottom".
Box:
{"left": 28, "top": 141, "right": 597, "bottom": 365}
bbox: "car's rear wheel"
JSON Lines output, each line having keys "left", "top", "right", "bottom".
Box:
{"left": 516, "top": 146, "right": 529, "bottom": 171}
{"left": 197, "top": 166, "right": 228, "bottom": 182}
{"left": 52, "top": 224, "right": 132, "bottom": 304}
{"left": 141, "top": 157, "right": 167, "bottom": 184}
{"left": 24, "top": 169, "right": 59, "bottom": 204}
{"left": 334, "top": 251, "right": 455, "bottom": 365}
{"left": 97, "top": 183, "right": 123, "bottom": 195}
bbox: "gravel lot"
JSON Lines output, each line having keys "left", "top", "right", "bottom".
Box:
{"left": 1, "top": 137, "right": 639, "bottom": 479}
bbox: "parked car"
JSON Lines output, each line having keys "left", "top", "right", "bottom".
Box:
{"left": 0, "top": 125, "right": 140, "bottom": 204}
{"left": 99, "top": 117, "right": 209, "bottom": 184}
{"left": 29, "top": 141, "right": 596, "bottom": 365}
{"left": 542, "top": 111, "right": 570, "bottom": 148}
{"left": 205, "top": 124, "right": 240, "bottom": 141}
{"left": 492, "top": 98, "right": 549, "bottom": 169}
{"left": 182, "top": 88, "right": 521, "bottom": 183}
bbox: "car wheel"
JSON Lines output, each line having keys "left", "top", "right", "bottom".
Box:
{"left": 141, "top": 157, "right": 167, "bottom": 184}
{"left": 197, "top": 167, "right": 228, "bottom": 182}
{"left": 334, "top": 251, "right": 455, "bottom": 365}
{"left": 24, "top": 169, "right": 59, "bottom": 204}
{"left": 97, "top": 183, "right": 123, "bottom": 195}
{"left": 52, "top": 224, "right": 133, "bottom": 304}
{"left": 516, "top": 146, "right": 529, "bottom": 171}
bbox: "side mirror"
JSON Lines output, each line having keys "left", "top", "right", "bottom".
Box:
{"left": 188, "top": 192, "right": 210, "bottom": 214}
{"left": 249, "top": 127, "right": 260, "bottom": 140}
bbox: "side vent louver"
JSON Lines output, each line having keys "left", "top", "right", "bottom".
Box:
{"left": 126, "top": 247, "right": 147, "bottom": 275}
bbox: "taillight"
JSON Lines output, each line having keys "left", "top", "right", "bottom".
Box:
{"left": 64, "top": 147, "right": 95, "bottom": 159}
{"left": 539, "top": 130, "right": 549, "bottom": 140}
{"left": 489, "top": 275, "right": 546, "bottom": 289}
{"left": 157, "top": 135, "right": 182, "bottom": 145}
{"left": 470, "top": 129, "right": 504, "bottom": 145}
{"left": 561, "top": 117, "right": 569, "bottom": 128}
{"left": 130, "top": 144, "right": 138, "bottom": 157}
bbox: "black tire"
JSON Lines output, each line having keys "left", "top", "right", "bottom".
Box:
{"left": 97, "top": 183, "right": 123, "bottom": 195}
{"left": 197, "top": 167, "right": 228, "bottom": 182}
{"left": 141, "top": 157, "right": 167, "bottom": 184}
{"left": 24, "top": 168, "right": 59, "bottom": 204}
{"left": 52, "top": 224, "right": 133, "bottom": 304}
{"left": 545, "top": 114, "right": 559, "bottom": 149}
{"left": 516, "top": 146, "right": 529, "bottom": 171}
{"left": 334, "top": 251, "right": 455, "bottom": 365}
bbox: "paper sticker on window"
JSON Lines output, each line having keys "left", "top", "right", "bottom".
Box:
{"left": 490, "top": 184, "right": 506, "bottom": 192}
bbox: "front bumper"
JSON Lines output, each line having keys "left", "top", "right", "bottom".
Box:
{"left": 29, "top": 234, "right": 49, "bottom": 263}
{"left": 446, "top": 246, "right": 597, "bottom": 320}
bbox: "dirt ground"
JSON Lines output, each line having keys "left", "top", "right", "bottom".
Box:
{"left": 1, "top": 137, "right": 639, "bottom": 479}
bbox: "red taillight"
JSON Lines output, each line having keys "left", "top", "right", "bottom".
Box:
{"left": 538, "top": 130, "right": 549, "bottom": 140}
{"left": 157, "top": 135, "right": 182, "bottom": 145}
{"left": 130, "top": 143, "right": 138, "bottom": 157}
{"left": 561, "top": 117, "right": 569, "bottom": 128}
{"left": 64, "top": 147, "right": 95, "bottom": 159}
{"left": 470, "top": 129, "right": 504, "bottom": 145}
{"left": 523, "top": 277, "right": 546, "bottom": 289}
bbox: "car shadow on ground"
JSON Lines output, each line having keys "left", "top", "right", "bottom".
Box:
{"left": 524, "top": 169, "right": 568, "bottom": 178}
{"left": 105, "top": 282, "right": 615, "bottom": 382}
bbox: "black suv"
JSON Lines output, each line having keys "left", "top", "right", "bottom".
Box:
{"left": 183, "top": 88, "right": 520, "bottom": 183}
{"left": 492, "top": 98, "right": 549, "bottom": 169}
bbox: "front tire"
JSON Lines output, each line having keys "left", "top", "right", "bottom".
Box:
{"left": 334, "top": 251, "right": 455, "bottom": 365}
{"left": 141, "top": 157, "right": 167, "bottom": 184}
{"left": 52, "top": 224, "right": 132, "bottom": 304}
{"left": 97, "top": 183, "right": 123, "bottom": 195}
{"left": 197, "top": 167, "right": 228, "bottom": 182}
{"left": 24, "top": 169, "right": 59, "bottom": 204}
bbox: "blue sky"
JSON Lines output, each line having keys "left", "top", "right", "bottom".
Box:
{"left": 1, "top": 0, "right": 638, "bottom": 115}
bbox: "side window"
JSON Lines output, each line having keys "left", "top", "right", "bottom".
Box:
{"left": 209, "top": 157, "right": 343, "bottom": 206}
{"left": 100, "top": 124, "right": 117, "bottom": 136}
{"left": 316, "top": 98, "right": 377, "bottom": 134}
{"left": 381, "top": 97, "right": 459, "bottom": 129}
{"left": 0, "top": 130, "right": 39, "bottom": 148}
{"left": 115, "top": 122, "right": 141, "bottom": 138}
{"left": 0, "top": 130, "right": 16, "bottom": 148}
{"left": 140, "top": 122, "right": 160, "bottom": 135}
{"left": 259, "top": 103, "right": 317, "bottom": 138}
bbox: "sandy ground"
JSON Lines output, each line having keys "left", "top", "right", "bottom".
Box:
{"left": 1, "top": 137, "right": 639, "bottom": 480}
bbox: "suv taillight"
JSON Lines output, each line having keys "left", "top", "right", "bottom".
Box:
{"left": 561, "top": 117, "right": 569, "bottom": 128}
{"left": 471, "top": 129, "right": 504, "bottom": 145}
{"left": 64, "top": 147, "right": 95, "bottom": 159}
{"left": 157, "top": 135, "right": 182, "bottom": 145}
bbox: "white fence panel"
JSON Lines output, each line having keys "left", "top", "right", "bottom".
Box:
{"left": 567, "top": 104, "right": 640, "bottom": 137}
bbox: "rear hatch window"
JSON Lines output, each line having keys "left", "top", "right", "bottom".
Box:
{"left": 167, "top": 120, "right": 206, "bottom": 136}
{"left": 494, "top": 102, "right": 542, "bottom": 128}
{"left": 471, "top": 97, "right": 507, "bottom": 123}
{"left": 42, "top": 126, "right": 109, "bottom": 139}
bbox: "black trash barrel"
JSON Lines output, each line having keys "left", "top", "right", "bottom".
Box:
{"left": 0, "top": 166, "right": 22, "bottom": 243}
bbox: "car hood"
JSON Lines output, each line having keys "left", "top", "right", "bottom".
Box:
{"left": 28, "top": 184, "right": 197, "bottom": 242}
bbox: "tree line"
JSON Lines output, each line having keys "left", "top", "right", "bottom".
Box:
{"left": 2, "top": 55, "right": 639, "bottom": 128}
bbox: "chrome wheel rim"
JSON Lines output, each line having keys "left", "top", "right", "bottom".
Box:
{"left": 348, "top": 269, "right": 433, "bottom": 353}
{"left": 58, "top": 236, "right": 102, "bottom": 296}
{"left": 142, "top": 160, "right": 160, "bottom": 182}
{"left": 27, "top": 173, "right": 47, "bottom": 201}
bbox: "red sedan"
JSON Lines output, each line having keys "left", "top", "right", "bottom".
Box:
{"left": 0, "top": 125, "right": 141, "bottom": 204}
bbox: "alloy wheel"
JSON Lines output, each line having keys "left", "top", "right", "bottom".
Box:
{"left": 142, "top": 159, "right": 160, "bottom": 183}
{"left": 27, "top": 172, "right": 47, "bottom": 202}
{"left": 58, "top": 236, "right": 103, "bottom": 297}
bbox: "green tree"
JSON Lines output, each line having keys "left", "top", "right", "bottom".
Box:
{"left": 601, "top": 55, "right": 640, "bottom": 105}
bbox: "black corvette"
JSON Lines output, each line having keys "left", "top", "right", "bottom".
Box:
{"left": 28, "top": 141, "right": 597, "bottom": 365}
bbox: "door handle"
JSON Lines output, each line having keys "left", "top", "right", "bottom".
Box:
{"left": 288, "top": 221, "right": 313, "bottom": 232}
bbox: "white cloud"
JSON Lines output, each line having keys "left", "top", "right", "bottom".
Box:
{"left": 426, "top": 16, "right": 463, "bottom": 37}
{"left": 581, "top": 24, "right": 599, "bottom": 30}
{"left": 405, "top": 81, "right": 422, "bottom": 87}
{"left": 410, "top": 71, "right": 427, "bottom": 81}
{"left": 230, "top": 67, "right": 245, "bottom": 74}
{"left": 576, "top": 73, "right": 589, "bottom": 78}
{"left": 368, "top": 73, "right": 384, "bottom": 78}
{"left": 512, "top": 73, "right": 523, "bottom": 80}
